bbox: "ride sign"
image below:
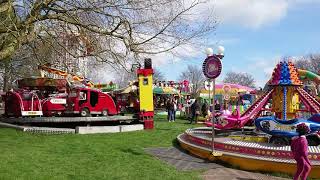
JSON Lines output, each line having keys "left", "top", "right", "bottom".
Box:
{"left": 202, "top": 55, "right": 222, "bottom": 79}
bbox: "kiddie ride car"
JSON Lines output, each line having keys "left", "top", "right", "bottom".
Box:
{"left": 255, "top": 114, "right": 320, "bottom": 145}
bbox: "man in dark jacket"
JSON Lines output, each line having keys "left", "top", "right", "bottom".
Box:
{"left": 166, "top": 98, "right": 174, "bottom": 122}
{"left": 201, "top": 100, "right": 209, "bottom": 118}
{"left": 190, "top": 99, "right": 200, "bottom": 124}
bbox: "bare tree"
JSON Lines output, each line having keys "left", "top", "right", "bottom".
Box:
{"left": 113, "top": 70, "right": 136, "bottom": 88}
{"left": 295, "top": 54, "right": 320, "bottom": 74}
{"left": 179, "top": 65, "right": 205, "bottom": 97}
{"left": 294, "top": 54, "right": 320, "bottom": 95}
{"left": 113, "top": 67, "right": 165, "bottom": 88}
{"left": 153, "top": 68, "right": 165, "bottom": 82}
{"left": 0, "top": 44, "right": 43, "bottom": 91}
{"left": 0, "top": 0, "right": 216, "bottom": 69}
{"left": 0, "top": 35, "right": 79, "bottom": 91}
{"left": 223, "top": 72, "right": 256, "bottom": 88}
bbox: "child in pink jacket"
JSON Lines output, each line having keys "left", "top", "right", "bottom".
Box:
{"left": 291, "top": 123, "right": 311, "bottom": 180}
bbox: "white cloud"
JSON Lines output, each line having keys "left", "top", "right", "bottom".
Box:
{"left": 249, "top": 56, "right": 280, "bottom": 74}
{"left": 187, "top": 0, "right": 320, "bottom": 29}
{"left": 150, "top": 43, "right": 205, "bottom": 66}
{"left": 186, "top": 0, "right": 289, "bottom": 29}
{"left": 292, "top": 0, "right": 320, "bottom": 4}
{"left": 247, "top": 56, "right": 281, "bottom": 87}
{"left": 217, "top": 38, "right": 240, "bottom": 45}
{"left": 212, "top": 0, "right": 289, "bottom": 29}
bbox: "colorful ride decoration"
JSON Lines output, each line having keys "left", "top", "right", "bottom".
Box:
{"left": 17, "top": 78, "right": 68, "bottom": 91}
{"left": 199, "top": 83, "right": 254, "bottom": 103}
{"left": 268, "top": 61, "right": 302, "bottom": 119}
{"left": 298, "top": 69, "right": 320, "bottom": 85}
{"left": 153, "top": 86, "right": 180, "bottom": 95}
{"left": 38, "top": 65, "right": 94, "bottom": 88}
{"left": 94, "top": 81, "right": 118, "bottom": 92}
{"left": 153, "top": 80, "right": 191, "bottom": 95}
{"left": 272, "top": 86, "right": 299, "bottom": 119}
{"left": 200, "top": 83, "right": 255, "bottom": 114}
{"left": 137, "top": 59, "right": 154, "bottom": 129}
{"left": 298, "top": 69, "right": 320, "bottom": 99}
{"left": 255, "top": 61, "right": 320, "bottom": 141}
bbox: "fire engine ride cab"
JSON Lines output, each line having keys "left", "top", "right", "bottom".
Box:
{"left": 65, "top": 87, "right": 118, "bottom": 117}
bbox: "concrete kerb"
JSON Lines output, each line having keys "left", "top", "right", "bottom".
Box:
{"left": 76, "top": 124, "right": 144, "bottom": 134}
{"left": 0, "top": 121, "right": 144, "bottom": 134}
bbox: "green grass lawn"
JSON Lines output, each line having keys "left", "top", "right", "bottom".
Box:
{"left": 0, "top": 115, "right": 202, "bottom": 180}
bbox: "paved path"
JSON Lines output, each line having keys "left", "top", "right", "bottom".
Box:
{"left": 145, "top": 147, "right": 290, "bottom": 180}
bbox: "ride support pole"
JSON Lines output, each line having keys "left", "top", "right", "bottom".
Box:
{"left": 211, "top": 79, "right": 215, "bottom": 153}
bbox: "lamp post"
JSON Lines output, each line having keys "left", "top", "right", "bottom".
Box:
{"left": 202, "top": 46, "right": 224, "bottom": 157}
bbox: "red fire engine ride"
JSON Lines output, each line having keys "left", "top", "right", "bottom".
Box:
{"left": 3, "top": 65, "right": 119, "bottom": 117}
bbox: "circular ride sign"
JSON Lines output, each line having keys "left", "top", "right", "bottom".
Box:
{"left": 202, "top": 55, "right": 222, "bottom": 79}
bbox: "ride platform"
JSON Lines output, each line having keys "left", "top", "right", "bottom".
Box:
{"left": 177, "top": 127, "right": 320, "bottom": 178}
{"left": 0, "top": 115, "right": 143, "bottom": 134}
{"left": 0, "top": 115, "right": 136, "bottom": 124}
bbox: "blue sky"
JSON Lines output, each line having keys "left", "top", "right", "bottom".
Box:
{"left": 156, "top": 0, "right": 320, "bottom": 88}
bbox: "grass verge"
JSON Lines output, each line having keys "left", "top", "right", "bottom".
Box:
{"left": 0, "top": 115, "right": 201, "bottom": 180}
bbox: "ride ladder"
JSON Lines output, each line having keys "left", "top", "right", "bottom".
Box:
{"left": 239, "top": 89, "right": 274, "bottom": 125}
{"left": 297, "top": 88, "right": 320, "bottom": 113}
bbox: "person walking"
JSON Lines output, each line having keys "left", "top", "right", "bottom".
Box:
{"left": 166, "top": 98, "right": 174, "bottom": 122}
{"left": 201, "top": 100, "right": 209, "bottom": 118}
{"left": 291, "top": 123, "right": 312, "bottom": 180}
{"left": 236, "top": 92, "right": 243, "bottom": 106}
{"left": 166, "top": 98, "right": 171, "bottom": 122}
{"left": 190, "top": 99, "right": 200, "bottom": 124}
{"left": 214, "top": 100, "right": 221, "bottom": 112}
{"left": 173, "top": 98, "right": 177, "bottom": 122}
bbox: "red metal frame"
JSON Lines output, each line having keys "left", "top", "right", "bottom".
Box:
{"left": 4, "top": 90, "right": 43, "bottom": 117}
{"left": 139, "top": 111, "right": 154, "bottom": 129}
{"left": 137, "top": 69, "right": 153, "bottom": 76}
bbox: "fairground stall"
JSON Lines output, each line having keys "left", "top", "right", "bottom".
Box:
{"left": 153, "top": 80, "right": 191, "bottom": 115}
{"left": 198, "top": 83, "right": 256, "bottom": 114}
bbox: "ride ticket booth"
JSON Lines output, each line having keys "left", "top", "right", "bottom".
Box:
{"left": 137, "top": 59, "right": 154, "bottom": 129}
